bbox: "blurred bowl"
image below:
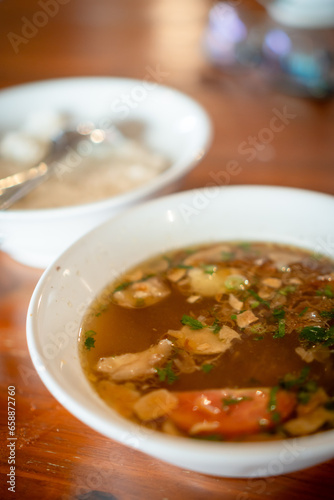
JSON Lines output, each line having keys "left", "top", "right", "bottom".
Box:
{"left": 0, "top": 77, "right": 212, "bottom": 268}
{"left": 27, "top": 186, "right": 334, "bottom": 478}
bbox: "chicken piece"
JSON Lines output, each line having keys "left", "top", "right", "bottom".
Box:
{"left": 268, "top": 251, "right": 302, "bottom": 270}
{"left": 218, "top": 325, "right": 240, "bottom": 343}
{"left": 288, "top": 278, "right": 303, "bottom": 285}
{"left": 97, "top": 339, "right": 173, "bottom": 381}
{"left": 262, "top": 278, "right": 282, "bottom": 289}
{"left": 187, "top": 267, "right": 246, "bottom": 297}
{"left": 283, "top": 406, "right": 334, "bottom": 436}
{"left": 167, "top": 325, "right": 239, "bottom": 355}
{"left": 236, "top": 310, "right": 258, "bottom": 328}
{"left": 113, "top": 276, "right": 170, "bottom": 308}
{"left": 295, "top": 345, "right": 331, "bottom": 364}
{"left": 167, "top": 268, "right": 186, "bottom": 283}
{"left": 183, "top": 244, "right": 231, "bottom": 266}
{"left": 297, "top": 388, "right": 329, "bottom": 417}
{"left": 258, "top": 288, "right": 274, "bottom": 299}
{"left": 96, "top": 379, "right": 140, "bottom": 418}
{"left": 295, "top": 346, "right": 314, "bottom": 363}
{"left": 168, "top": 388, "right": 296, "bottom": 438}
{"left": 228, "top": 293, "right": 243, "bottom": 311}
{"left": 186, "top": 295, "right": 201, "bottom": 304}
{"left": 173, "top": 350, "right": 198, "bottom": 374}
{"left": 133, "top": 389, "right": 178, "bottom": 421}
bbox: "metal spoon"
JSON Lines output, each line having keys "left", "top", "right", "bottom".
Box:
{"left": 0, "top": 124, "right": 124, "bottom": 210}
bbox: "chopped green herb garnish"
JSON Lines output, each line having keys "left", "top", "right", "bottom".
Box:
{"left": 319, "top": 309, "right": 334, "bottom": 319}
{"left": 271, "top": 411, "right": 281, "bottom": 423}
{"left": 279, "top": 285, "right": 296, "bottom": 296}
{"left": 193, "top": 434, "right": 223, "bottom": 441}
{"left": 299, "top": 325, "right": 334, "bottom": 347}
{"left": 297, "top": 380, "right": 318, "bottom": 405}
{"left": 202, "top": 264, "right": 216, "bottom": 275}
{"left": 280, "top": 366, "right": 310, "bottom": 390}
{"left": 113, "top": 281, "right": 133, "bottom": 292}
{"left": 156, "top": 361, "right": 178, "bottom": 384}
{"left": 316, "top": 285, "right": 334, "bottom": 298}
{"left": 299, "top": 307, "right": 309, "bottom": 317}
{"left": 221, "top": 251, "right": 235, "bottom": 261}
{"left": 268, "top": 386, "right": 279, "bottom": 413}
{"left": 248, "top": 289, "right": 270, "bottom": 308}
{"left": 210, "top": 319, "right": 221, "bottom": 334}
{"left": 113, "top": 274, "right": 155, "bottom": 293}
{"left": 272, "top": 308, "right": 285, "bottom": 320}
{"left": 250, "top": 300, "right": 260, "bottom": 309}
{"left": 238, "top": 242, "right": 251, "bottom": 250}
{"left": 162, "top": 255, "right": 172, "bottom": 265}
{"left": 84, "top": 330, "right": 97, "bottom": 350}
{"left": 273, "top": 319, "right": 286, "bottom": 339}
{"left": 222, "top": 396, "right": 251, "bottom": 407}
{"left": 176, "top": 263, "right": 193, "bottom": 269}
{"left": 181, "top": 314, "right": 205, "bottom": 330}
{"left": 225, "top": 275, "right": 245, "bottom": 291}
{"left": 253, "top": 335, "right": 264, "bottom": 341}
{"left": 201, "top": 363, "right": 214, "bottom": 373}
{"left": 231, "top": 314, "right": 237, "bottom": 320}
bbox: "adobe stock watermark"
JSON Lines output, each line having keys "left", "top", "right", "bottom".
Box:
{"left": 7, "top": 0, "right": 71, "bottom": 55}
{"left": 177, "top": 105, "right": 297, "bottom": 223}
{"left": 315, "top": 235, "right": 334, "bottom": 259}
{"left": 40, "top": 265, "right": 121, "bottom": 362}
{"left": 108, "top": 64, "right": 170, "bottom": 121}
{"left": 53, "top": 63, "right": 169, "bottom": 180}
{"left": 235, "top": 438, "right": 306, "bottom": 499}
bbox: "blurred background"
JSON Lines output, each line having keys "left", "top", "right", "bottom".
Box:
{"left": 1, "top": 0, "right": 333, "bottom": 194}
{"left": 1, "top": 2, "right": 334, "bottom": 499}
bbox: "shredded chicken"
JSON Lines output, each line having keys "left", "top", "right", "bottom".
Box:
{"left": 187, "top": 295, "right": 201, "bottom": 304}
{"left": 236, "top": 310, "right": 258, "bottom": 328}
{"left": 173, "top": 350, "right": 199, "bottom": 374}
{"left": 288, "top": 277, "right": 303, "bottom": 285}
{"left": 228, "top": 293, "right": 243, "bottom": 311}
{"left": 295, "top": 346, "right": 314, "bottom": 363}
{"left": 161, "top": 419, "right": 183, "bottom": 436}
{"left": 133, "top": 389, "right": 178, "bottom": 421}
{"left": 297, "top": 389, "right": 329, "bottom": 417}
{"left": 96, "top": 380, "right": 140, "bottom": 418}
{"left": 167, "top": 268, "right": 186, "bottom": 283}
{"left": 283, "top": 406, "right": 334, "bottom": 436}
{"left": 113, "top": 276, "right": 170, "bottom": 308}
{"left": 258, "top": 288, "right": 274, "bottom": 299}
{"left": 97, "top": 339, "right": 173, "bottom": 381}
{"left": 262, "top": 278, "right": 282, "bottom": 289}
{"left": 218, "top": 325, "right": 240, "bottom": 344}
{"left": 187, "top": 267, "right": 246, "bottom": 297}
{"left": 189, "top": 420, "right": 220, "bottom": 435}
{"left": 167, "top": 325, "right": 239, "bottom": 355}
{"left": 183, "top": 244, "right": 231, "bottom": 266}
{"left": 295, "top": 345, "right": 331, "bottom": 364}
{"left": 268, "top": 251, "right": 303, "bottom": 270}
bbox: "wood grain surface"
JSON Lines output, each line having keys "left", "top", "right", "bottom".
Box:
{"left": 0, "top": 1, "right": 334, "bottom": 499}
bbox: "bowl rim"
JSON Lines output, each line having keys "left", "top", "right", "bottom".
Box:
{"left": 26, "top": 185, "right": 334, "bottom": 475}
{"left": 0, "top": 76, "right": 212, "bottom": 218}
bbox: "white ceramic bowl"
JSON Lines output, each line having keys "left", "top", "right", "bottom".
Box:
{"left": 0, "top": 77, "right": 212, "bottom": 268}
{"left": 27, "top": 186, "right": 334, "bottom": 478}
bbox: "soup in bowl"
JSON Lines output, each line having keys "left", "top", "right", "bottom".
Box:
{"left": 27, "top": 186, "right": 334, "bottom": 477}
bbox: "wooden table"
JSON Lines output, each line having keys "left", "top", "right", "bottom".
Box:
{"left": 1, "top": 1, "right": 334, "bottom": 498}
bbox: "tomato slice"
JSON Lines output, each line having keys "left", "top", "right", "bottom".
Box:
{"left": 168, "top": 388, "right": 296, "bottom": 438}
